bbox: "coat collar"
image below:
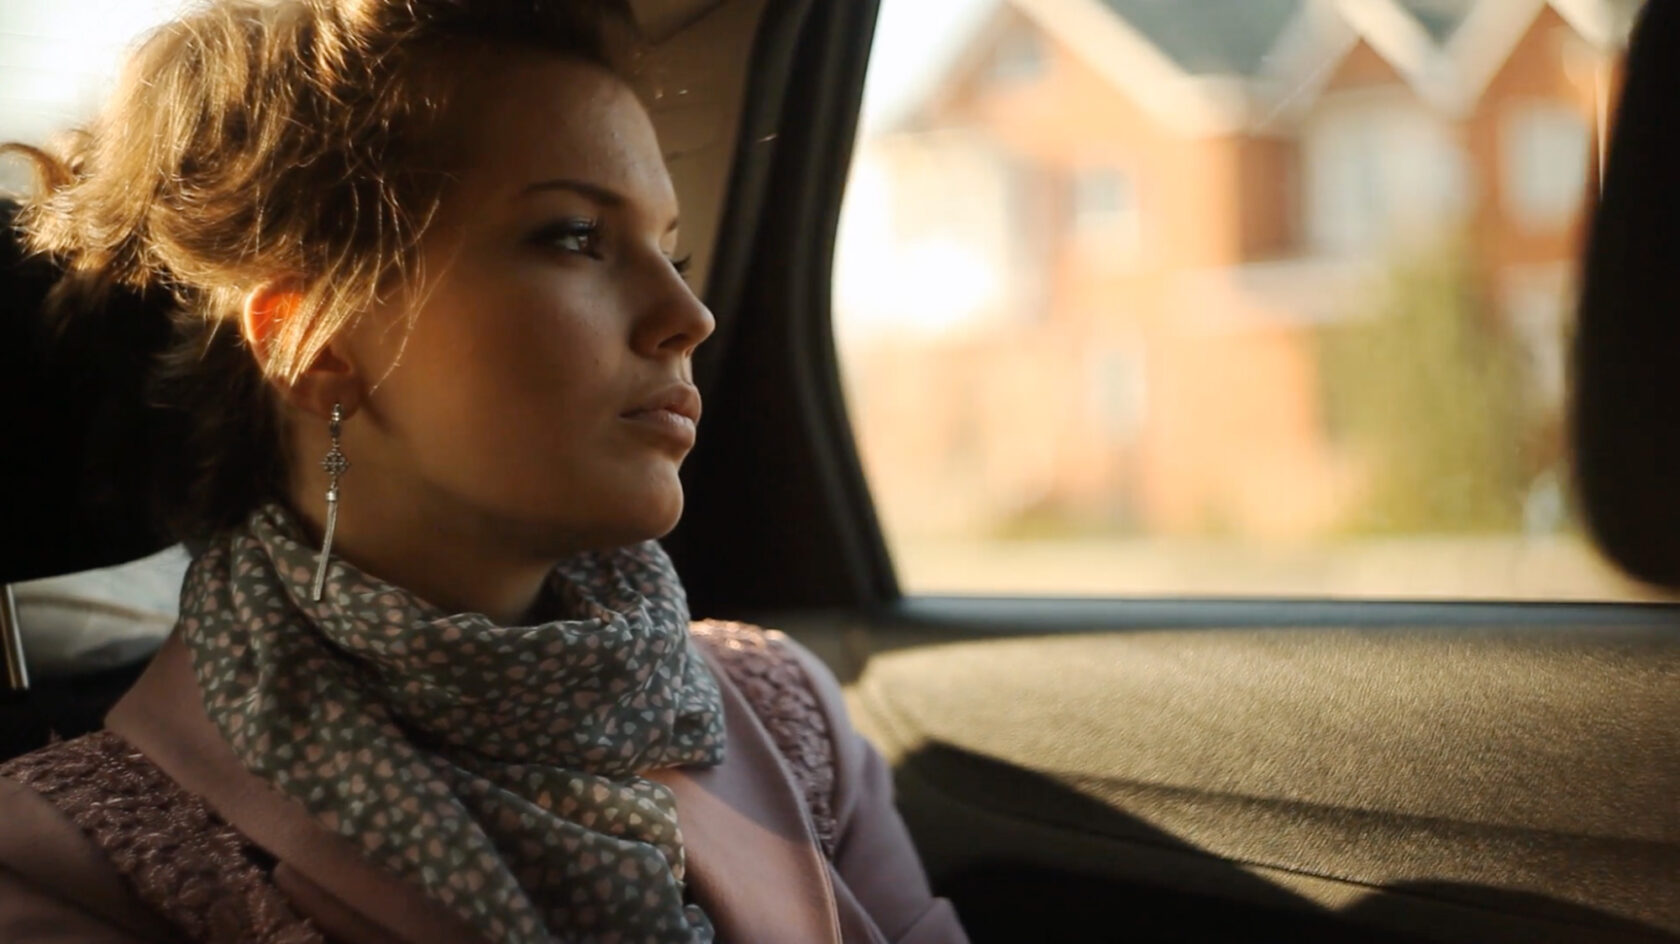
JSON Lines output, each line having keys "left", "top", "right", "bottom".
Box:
{"left": 106, "top": 631, "right": 843, "bottom": 944}
{"left": 649, "top": 649, "right": 845, "bottom": 944}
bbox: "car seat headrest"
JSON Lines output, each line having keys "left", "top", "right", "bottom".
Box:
{"left": 1572, "top": 1, "right": 1680, "bottom": 592}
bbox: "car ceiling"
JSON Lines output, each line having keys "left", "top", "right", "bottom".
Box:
{"left": 631, "top": 0, "right": 765, "bottom": 302}
{"left": 630, "top": 0, "right": 730, "bottom": 42}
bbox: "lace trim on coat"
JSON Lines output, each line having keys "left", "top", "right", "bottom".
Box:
{"left": 691, "top": 620, "right": 840, "bottom": 858}
{"left": 0, "top": 730, "right": 323, "bottom": 944}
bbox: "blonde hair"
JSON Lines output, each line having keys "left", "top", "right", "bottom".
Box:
{"left": 4, "top": 0, "right": 634, "bottom": 538}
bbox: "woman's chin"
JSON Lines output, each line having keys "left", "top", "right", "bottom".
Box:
{"left": 628, "top": 501, "right": 684, "bottom": 543}
{"left": 487, "top": 467, "right": 686, "bottom": 552}
{"left": 599, "top": 478, "right": 686, "bottom": 545}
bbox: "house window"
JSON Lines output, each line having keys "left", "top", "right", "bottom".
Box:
{"left": 1303, "top": 110, "right": 1385, "bottom": 254}
{"left": 1502, "top": 103, "right": 1591, "bottom": 232}
{"left": 1074, "top": 169, "right": 1133, "bottom": 227}
{"left": 1072, "top": 167, "right": 1141, "bottom": 259}
{"left": 1303, "top": 100, "right": 1466, "bottom": 255}
{"left": 988, "top": 29, "right": 1044, "bottom": 84}
{"left": 1089, "top": 347, "right": 1147, "bottom": 442}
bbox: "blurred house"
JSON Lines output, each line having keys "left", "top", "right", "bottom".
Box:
{"left": 836, "top": 0, "right": 1635, "bottom": 540}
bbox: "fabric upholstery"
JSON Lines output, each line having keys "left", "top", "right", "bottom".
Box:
{"left": 850, "top": 628, "right": 1680, "bottom": 942}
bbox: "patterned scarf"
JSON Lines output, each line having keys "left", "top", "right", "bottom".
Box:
{"left": 177, "top": 502, "right": 727, "bottom": 944}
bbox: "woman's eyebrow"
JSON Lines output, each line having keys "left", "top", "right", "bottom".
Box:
{"left": 523, "top": 178, "right": 624, "bottom": 205}
{"left": 521, "top": 178, "right": 680, "bottom": 232}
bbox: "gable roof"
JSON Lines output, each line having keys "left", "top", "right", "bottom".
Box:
{"left": 1267, "top": 0, "right": 1633, "bottom": 121}
{"left": 968, "top": 0, "right": 1266, "bottom": 136}
{"left": 1449, "top": 0, "right": 1636, "bottom": 105}
{"left": 1094, "top": 0, "right": 1303, "bottom": 77}
{"left": 1394, "top": 0, "right": 1476, "bottom": 42}
{"left": 896, "top": 0, "right": 1635, "bottom": 139}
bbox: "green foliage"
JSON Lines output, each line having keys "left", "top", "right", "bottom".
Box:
{"left": 989, "top": 494, "right": 1141, "bottom": 541}
{"left": 1318, "top": 247, "right": 1535, "bottom": 534}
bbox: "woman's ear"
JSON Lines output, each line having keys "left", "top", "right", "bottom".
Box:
{"left": 240, "top": 282, "right": 300, "bottom": 356}
{"left": 241, "top": 282, "right": 366, "bottom": 421}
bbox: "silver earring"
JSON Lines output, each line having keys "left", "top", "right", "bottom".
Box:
{"left": 311, "top": 403, "right": 349, "bottom": 601}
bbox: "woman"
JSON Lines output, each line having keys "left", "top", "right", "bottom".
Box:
{"left": 0, "top": 2, "right": 968, "bottom": 942}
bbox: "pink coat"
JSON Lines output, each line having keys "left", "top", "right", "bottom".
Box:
{"left": 0, "top": 625, "right": 968, "bottom": 944}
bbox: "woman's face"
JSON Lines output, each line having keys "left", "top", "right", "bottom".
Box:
{"left": 339, "top": 53, "right": 714, "bottom": 559}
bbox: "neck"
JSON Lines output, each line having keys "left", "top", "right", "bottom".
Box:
{"left": 287, "top": 490, "right": 557, "bottom": 625}
{"left": 279, "top": 405, "right": 592, "bottom": 625}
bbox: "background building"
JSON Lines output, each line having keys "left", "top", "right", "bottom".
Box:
{"left": 836, "top": 0, "right": 1634, "bottom": 545}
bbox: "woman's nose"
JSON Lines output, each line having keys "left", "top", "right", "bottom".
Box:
{"left": 633, "top": 265, "right": 716, "bottom": 359}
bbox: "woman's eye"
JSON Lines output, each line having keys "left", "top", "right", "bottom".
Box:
{"left": 534, "top": 219, "right": 602, "bottom": 257}
{"left": 670, "top": 254, "right": 694, "bottom": 278}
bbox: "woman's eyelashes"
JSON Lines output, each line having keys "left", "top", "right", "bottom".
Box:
{"left": 530, "top": 218, "right": 691, "bottom": 279}
{"left": 532, "top": 218, "right": 604, "bottom": 258}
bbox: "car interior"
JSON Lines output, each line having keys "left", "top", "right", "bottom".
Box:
{"left": 2, "top": 0, "right": 1677, "bottom": 942}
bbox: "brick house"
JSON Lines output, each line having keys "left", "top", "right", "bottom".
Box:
{"left": 835, "top": 0, "right": 1636, "bottom": 540}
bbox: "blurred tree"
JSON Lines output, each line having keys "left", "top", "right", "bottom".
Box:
{"left": 1318, "top": 245, "right": 1537, "bottom": 533}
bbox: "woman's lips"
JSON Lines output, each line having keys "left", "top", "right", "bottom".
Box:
{"left": 621, "top": 383, "right": 701, "bottom": 449}
{"left": 621, "top": 407, "right": 698, "bottom": 448}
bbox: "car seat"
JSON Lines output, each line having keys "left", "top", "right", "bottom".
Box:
{"left": 1572, "top": 0, "right": 1680, "bottom": 595}
{"left": 0, "top": 197, "right": 178, "bottom": 760}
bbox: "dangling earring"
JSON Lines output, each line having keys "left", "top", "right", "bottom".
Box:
{"left": 311, "top": 403, "right": 349, "bottom": 601}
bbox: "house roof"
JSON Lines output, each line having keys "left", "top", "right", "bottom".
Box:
{"left": 1446, "top": 0, "right": 1637, "bottom": 107}
{"left": 894, "top": 0, "right": 1636, "bottom": 138}
{"left": 1393, "top": 0, "right": 1477, "bottom": 42}
{"left": 1278, "top": 0, "right": 1635, "bottom": 118}
{"left": 1094, "top": 0, "right": 1303, "bottom": 77}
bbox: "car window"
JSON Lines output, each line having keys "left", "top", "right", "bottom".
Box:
{"left": 0, "top": 2, "right": 187, "bottom": 194}
{"left": 834, "top": 0, "right": 1652, "bottom": 601}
